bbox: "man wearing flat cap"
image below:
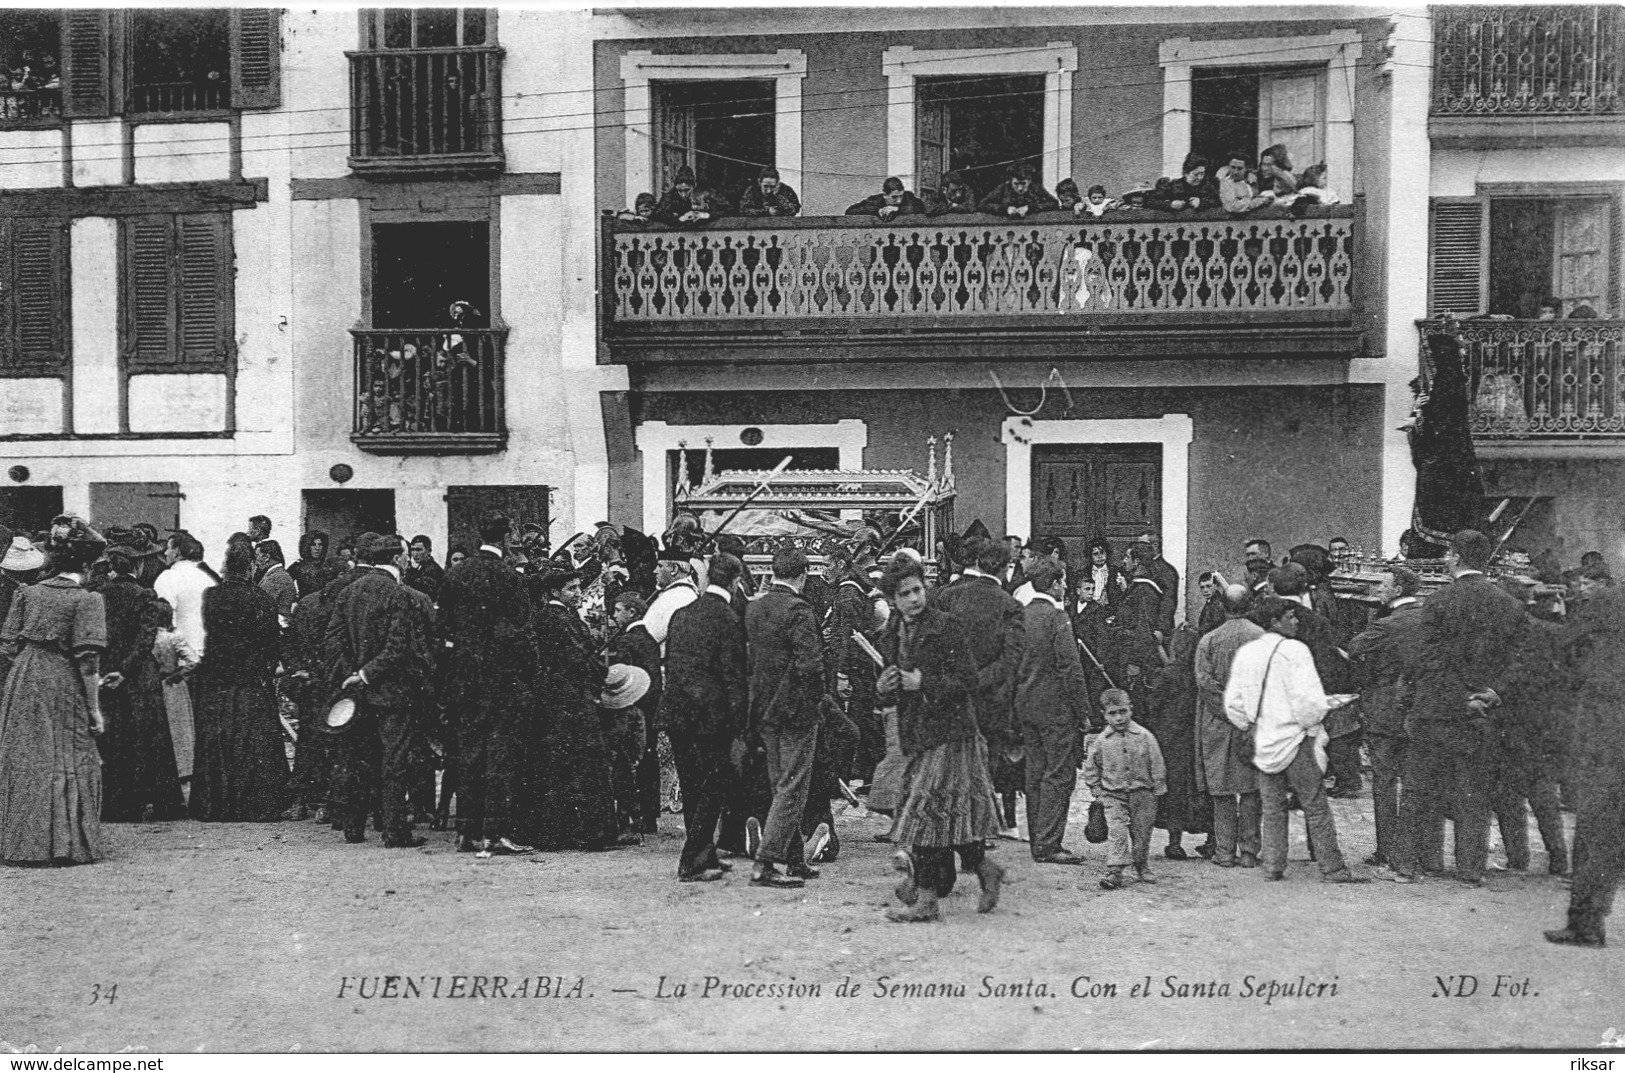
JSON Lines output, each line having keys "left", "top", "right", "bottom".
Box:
{"left": 324, "top": 532, "right": 434, "bottom": 847}
{"left": 436, "top": 509, "right": 536, "bottom": 854}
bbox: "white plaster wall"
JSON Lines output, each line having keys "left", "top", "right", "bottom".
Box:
{"left": 127, "top": 374, "right": 229, "bottom": 432}
{"left": 1372, "top": 9, "right": 1430, "bottom": 557}
{"left": 70, "top": 217, "right": 120, "bottom": 435}
{"left": 0, "top": 129, "right": 64, "bottom": 190}
{"left": 1431, "top": 147, "right": 1625, "bottom": 196}
{"left": 232, "top": 192, "right": 296, "bottom": 449}
{"left": 282, "top": 9, "right": 355, "bottom": 181}
{"left": 289, "top": 197, "right": 363, "bottom": 455}
{"left": 500, "top": 9, "right": 593, "bottom": 176}
{"left": 70, "top": 119, "right": 123, "bottom": 187}
{"left": 0, "top": 378, "right": 65, "bottom": 434}
{"left": 133, "top": 122, "right": 231, "bottom": 184}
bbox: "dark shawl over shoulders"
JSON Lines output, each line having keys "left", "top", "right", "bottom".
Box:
{"left": 878, "top": 606, "right": 980, "bottom": 756}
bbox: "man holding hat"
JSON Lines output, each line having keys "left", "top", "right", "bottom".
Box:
{"left": 325, "top": 532, "right": 434, "bottom": 847}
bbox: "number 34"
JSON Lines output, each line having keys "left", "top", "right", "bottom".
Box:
{"left": 88, "top": 984, "right": 118, "bottom": 1005}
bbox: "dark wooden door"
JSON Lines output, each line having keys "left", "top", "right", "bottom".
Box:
{"left": 0, "top": 486, "right": 64, "bottom": 537}
{"left": 302, "top": 489, "right": 397, "bottom": 549}
{"left": 89, "top": 481, "right": 181, "bottom": 534}
{"left": 445, "top": 484, "right": 550, "bottom": 559}
{"left": 1031, "top": 444, "right": 1161, "bottom": 568}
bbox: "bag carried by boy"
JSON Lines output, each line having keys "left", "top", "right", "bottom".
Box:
{"left": 1084, "top": 799, "right": 1109, "bottom": 844}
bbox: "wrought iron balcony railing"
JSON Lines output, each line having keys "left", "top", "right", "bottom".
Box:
{"left": 130, "top": 81, "right": 230, "bottom": 115}
{"left": 351, "top": 328, "right": 507, "bottom": 453}
{"left": 0, "top": 86, "right": 61, "bottom": 125}
{"left": 606, "top": 207, "right": 1354, "bottom": 340}
{"left": 349, "top": 46, "right": 503, "bottom": 171}
{"left": 1420, "top": 318, "right": 1625, "bottom": 439}
{"left": 1432, "top": 5, "right": 1625, "bottom": 118}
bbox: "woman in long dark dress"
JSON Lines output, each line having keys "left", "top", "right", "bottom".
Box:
{"left": 1139, "top": 623, "right": 1214, "bottom": 859}
{"left": 96, "top": 547, "right": 184, "bottom": 822}
{"left": 0, "top": 518, "right": 108, "bottom": 864}
{"left": 878, "top": 559, "right": 1005, "bottom": 923}
{"left": 526, "top": 569, "right": 619, "bottom": 851}
{"left": 189, "top": 543, "right": 288, "bottom": 822}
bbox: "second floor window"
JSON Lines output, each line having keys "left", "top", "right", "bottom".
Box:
{"left": 351, "top": 9, "right": 501, "bottom": 165}
{"left": 0, "top": 10, "right": 61, "bottom": 123}
{"left": 915, "top": 75, "right": 1044, "bottom": 200}
{"left": 120, "top": 213, "right": 235, "bottom": 371}
{"left": 1431, "top": 192, "right": 1621, "bottom": 318}
{"left": 0, "top": 215, "right": 69, "bottom": 373}
{"left": 1191, "top": 66, "right": 1325, "bottom": 182}
{"left": 653, "top": 79, "right": 774, "bottom": 207}
{"left": 130, "top": 8, "right": 229, "bottom": 114}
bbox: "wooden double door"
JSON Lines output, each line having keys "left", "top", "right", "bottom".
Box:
{"left": 1031, "top": 444, "right": 1162, "bottom": 568}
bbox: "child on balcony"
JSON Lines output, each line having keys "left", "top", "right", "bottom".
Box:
{"left": 1081, "top": 185, "right": 1119, "bottom": 217}
{"left": 924, "top": 170, "right": 978, "bottom": 216}
{"left": 617, "top": 193, "right": 657, "bottom": 224}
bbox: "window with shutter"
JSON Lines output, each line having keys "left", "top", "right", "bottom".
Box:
{"left": 11, "top": 218, "right": 68, "bottom": 370}
{"left": 61, "top": 10, "right": 111, "bottom": 118}
{"left": 0, "top": 216, "right": 69, "bottom": 374}
{"left": 121, "top": 212, "right": 235, "bottom": 373}
{"left": 1428, "top": 198, "right": 1488, "bottom": 315}
{"left": 230, "top": 9, "right": 281, "bottom": 110}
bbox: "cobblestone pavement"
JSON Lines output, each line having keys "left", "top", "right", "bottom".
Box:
{"left": 1, "top": 794, "right": 1616, "bottom": 1052}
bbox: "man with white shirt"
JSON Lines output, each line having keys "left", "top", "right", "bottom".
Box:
{"left": 643, "top": 547, "right": 699, "bottom": 652}
{"left": 1224, "top": 596, "right": 1368, "bottom": 884}
{"left": 155, "top": 532, "right": 216, "bottom": 659}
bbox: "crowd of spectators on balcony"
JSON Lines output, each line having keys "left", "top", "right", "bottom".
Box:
{"left": 0, "top": 47, "right": 60, "bottom": 118}
{"left": 617, "top": 147, "right": 1339, "bottom": 230}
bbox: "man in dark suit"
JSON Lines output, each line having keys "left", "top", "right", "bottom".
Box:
{"left": 1017, "top": 560, "right": 1092, "bottom": 864}
{"left": 1133, "top": 533, "right": 1180, "bottom": 637}
{"left": 662, "top": 552, "right": 749, "bottom": 882}
{"left": 745, "top": 546, "right": 831, "bottom": 889}
{"left": 1391, "top": 529, "right": 1528, "bottom": 886}
{"left": 435, "top": 511, "right": 536, "bottom": 854}
{"left": 1001, "top": 534, "right": 1026, "bottom": 593}
{"left": 326, "top": 533, "right": 434, "bottom": 847}
{"left": 1072, "top": 575, "right": 1120, "bottom": 730}
{"left": 405, "top": 534, "right": 446, "bottom": 600}
{"left": 932, "top": 538, "right": 1025, "bottom": 832}
{"left": 1348, "top": 565, "right": 1428, "bottom": 872}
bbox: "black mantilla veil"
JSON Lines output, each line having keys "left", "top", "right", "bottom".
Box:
{"left": 1412, "top": 321, "right": 1486, "bottom": 557}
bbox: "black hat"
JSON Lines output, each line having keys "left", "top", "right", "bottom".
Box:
{"left": 657, "top": 545, "right": 692, "bottom": 563}
{"left": 536, "top": 566, "right": 583, "bottom": 593}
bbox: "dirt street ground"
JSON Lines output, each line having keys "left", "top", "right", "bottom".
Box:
{"left": 2, "top": 794, "right": 1619, "bottom": 1053}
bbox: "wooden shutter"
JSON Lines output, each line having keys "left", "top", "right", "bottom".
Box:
{"left": 61, "top": 10, "right": 112, "bottom": 118}
{"left": 122, "top": 214, "right": 234, "bottom": 370}
{"left": 125, "top": 216, "right": 175, "bottom": 366}
{"left": 230, "top": 9, "right": 282, "bottom": 110}
{"left": 178, "top": 214, "right": 233, "bottom": 365}
{"left": 10, "top": 218, "right": 69, "bottom": 370}
{"left": 1428, "top": 197, "right": 1488, "bottom": 315}
{"left": 916, "top": 97, "right": 947, "bottom": 197}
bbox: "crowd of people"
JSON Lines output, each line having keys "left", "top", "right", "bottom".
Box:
{"left": 0, "top": 506, "right": 1619, "bottom": 944}
{"left": 615, "top": 146, "right": 1340, "bottom": 230}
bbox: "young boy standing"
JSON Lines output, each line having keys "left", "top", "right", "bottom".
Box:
{"left": 1084, "top": 689, "right": 1167, "bottom": 889}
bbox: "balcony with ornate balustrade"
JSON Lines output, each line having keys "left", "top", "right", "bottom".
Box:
{"left": 1431, "top": 5, "right": 1625, "bottom": 147}
{"left": 601, "top": 206, "right": 1359, "bottom": 363}
{"left": 351, "top": 328, "right": 507, "bottom": 453}
{"left": 1419, "top": 318, "right": 1625, "bottom": 450}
